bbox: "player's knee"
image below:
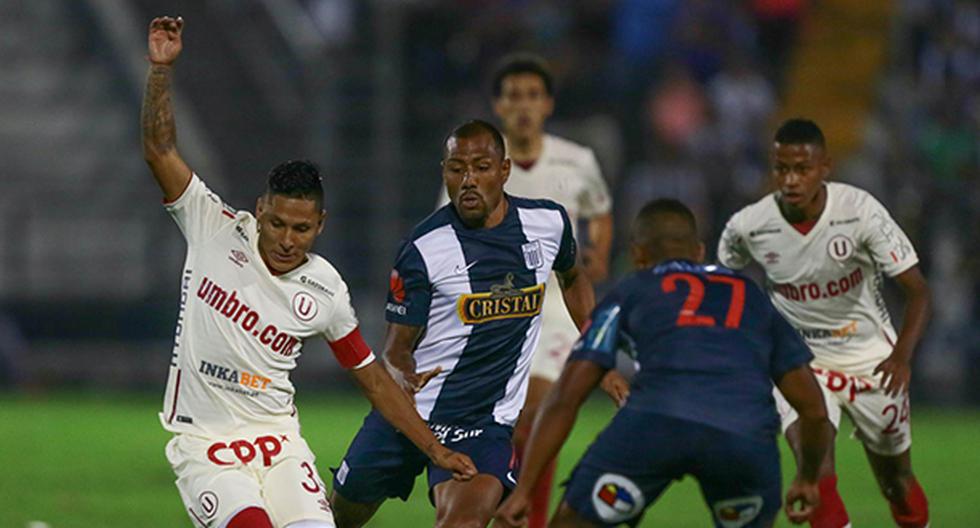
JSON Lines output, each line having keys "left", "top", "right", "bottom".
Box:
{"left": 548, "top": 501, "right": 589, "bottom": 527}
{"left": 328, "top": 491, "right": 377, "bottom": 528}
{"left": 226, "top": 506, "right": 274, "bottom": 528}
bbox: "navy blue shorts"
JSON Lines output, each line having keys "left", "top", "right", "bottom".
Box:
{"left": 563, "top": 409, "right": 782, "bottom": 527}
{"left": 331, "top": 410, "right": 517, "bottom": 505}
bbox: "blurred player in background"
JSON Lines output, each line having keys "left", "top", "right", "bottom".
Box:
{"left": 496, "top": 199, "right": 833, "bottom": 527}
{"left": 330, "top": 120, "right": 594, "bottom": 528}
{"left": 717, "top": 119, "right": 931, "bottom": 528}
{"left": 142, "top": 16, "right": 474, "bottom": 528}
{"left": 440, "top": 53, "right": 626, "bottom": 527}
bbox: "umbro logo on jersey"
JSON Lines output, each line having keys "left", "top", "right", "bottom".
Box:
{"left": 228, "top": 249, "right": 249, "bottom": 268}
{"left": 454, "top": 260, "right": 479, "bottom": 274}
{"left": 764, "top": 251, "right": 780, "bottom": 265}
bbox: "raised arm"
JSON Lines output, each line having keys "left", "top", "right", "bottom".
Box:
{"left": 142, "top": 16, "right": 191, "bottom": 202}
{"left": 874, "top": 266, "right": 931, "bottom": 397}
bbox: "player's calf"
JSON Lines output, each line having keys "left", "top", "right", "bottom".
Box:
{"left": 327, "top": 490, "right": 381, "bottom": 528}
{"left": 880, "top": 475, "right": 929, "bottom": 528}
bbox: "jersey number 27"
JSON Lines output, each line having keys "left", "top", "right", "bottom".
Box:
{"left": 662, "top": 273, "right": 745, "bottom": 329}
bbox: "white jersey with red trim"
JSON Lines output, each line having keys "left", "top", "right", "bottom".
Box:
{"left": 718, "top": 182, "right": 918, "bottom": 375}
{"left": 160, "top": 174, "right": 374, "bottom": 437}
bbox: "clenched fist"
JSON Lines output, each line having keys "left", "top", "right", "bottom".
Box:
{"left": 147, "top": 16, "right": 184, "bottom": 66}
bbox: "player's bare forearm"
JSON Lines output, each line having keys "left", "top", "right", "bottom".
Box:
{"left": 381, "top": 323, "right": 422, "bottom": 381}
{"left": 891, "top": 266, "right": 931, "bottom": 362}
{"left": 142, "top": 17, "right": 191, "bottom": 201}
{"left": 351, "top": 361, "right": 440, "bottom": 457}
{"left": 557, "top": 264, "right": 595, "bottom": 329}
{"left": 516, "top": 360, "right": 604, "bottom": 494}
{"left": 776, "top": 366, "right": 832, "bottom": 482}
{"left": 584, "top": 214, "right": 613, "bottom": 282}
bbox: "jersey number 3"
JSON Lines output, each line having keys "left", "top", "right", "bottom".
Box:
{"left": 661, "top": 273, "right": 745, "bottom": 328}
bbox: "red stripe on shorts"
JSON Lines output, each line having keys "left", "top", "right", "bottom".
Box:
{"left": 167, "top": 369, "right": 182, "bottom": 424}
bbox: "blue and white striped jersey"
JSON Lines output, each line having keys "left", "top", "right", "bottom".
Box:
{"left": 385, "top": 196, "right": 576, "bottom": 427}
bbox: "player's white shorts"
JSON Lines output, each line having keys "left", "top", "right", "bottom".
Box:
{"left": 166, "top": 430, "right": 335, "bottom": 527}
{"left": 774, "top": 366, "right": 912, "bottom": 456}
{"left": 529, "top": 325, "right": 579, "bottom": 382}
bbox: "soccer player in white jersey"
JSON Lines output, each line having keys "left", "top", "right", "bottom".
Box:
{"left": 437, "top": 54, "right": 626, "bottom": 527}
{"left": 330, "top": 120, "right": 595, "bottom": 528}
{"left": 717, "top": 119, "right": 931, "bottom": 528}
{"left": 142, "top": 16, "right": 475, "bottom": 528}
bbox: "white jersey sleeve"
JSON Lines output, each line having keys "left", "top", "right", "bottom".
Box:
{"left": 577, "top": 149, "right": 612, "bottom": 218}
{"left": 717, "top": 211, "right": 753, "bottom": 270}
{"left": 857, "top": 194, "right": 918, "bottom": 277}
{"left": 164, "top": 173, "right": 238, "bottom": 246}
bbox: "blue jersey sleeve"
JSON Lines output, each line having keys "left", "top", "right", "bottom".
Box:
{"left": 384, "top": 240, "right": 431, "bottom": 327}
{"left": 552, "top": 205, "right": 577, "bottom": 273}
{"left": 568, "top": 293, "right": 623, "bottom": 370}
{"left": 769, "top": 304, "right": 813, "bottom": 381}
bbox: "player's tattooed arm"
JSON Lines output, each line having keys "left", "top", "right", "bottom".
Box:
{"left": 381, "top": 322, "right": 442, "bottom": 403}
{"left": 875, "top": 266, "right": 931, "bottom": 397}
{"left": 349, "top": 360, "right": 475, "bottom": 481}
{"left": 141, "top": 16, "right": 191, "bottom": 202}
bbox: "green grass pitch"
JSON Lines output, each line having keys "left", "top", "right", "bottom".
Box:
{"left": 1, "top": 392, "right": 978, "bottom": 527}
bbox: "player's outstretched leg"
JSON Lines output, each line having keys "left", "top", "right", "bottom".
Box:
{"left": 327, "top": 491, "right": 382, "bottom": 528}
{"left": 864, "top": 448, "right": 929, "bottom": 528}
{"left": 432, "top": 474, "right": 504, "bottom": 528}
{"left": 785, "top": 420, "right": 850, "bottom": 528}
{"left": 548, "top": 501, "right": 600, "bottom": 527}
{"left": 514, "top": 376, "right": 558, "bottom": 528}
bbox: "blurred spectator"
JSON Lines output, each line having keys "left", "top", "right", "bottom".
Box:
{"left": 748, "top": 0, "right": 809, "bottom": 90}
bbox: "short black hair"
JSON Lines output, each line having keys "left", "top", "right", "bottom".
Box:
{"left": 265, "top": 159, "right": 324, "bottom": 209}
{"left": 774, "top": 118, "right": 826, "bottom": 148}
{"left": 631, "top": 199, "right": 699, "bottom": 257}
{"left": 491, "top": 53, "right": 554, "bottom": 98}
{"left": 444, "top": 119, "right": 507, "bottom": 160}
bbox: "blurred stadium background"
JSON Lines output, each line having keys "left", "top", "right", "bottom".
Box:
{"left": 0, "top": 0, "right": 977, "bottom": 526}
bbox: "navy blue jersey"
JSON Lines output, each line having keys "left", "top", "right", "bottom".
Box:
{"left": 570, "top": 260, "right": 811, "bottom": 441}
{"left": 385, "top": 196, "right": 576, "bottom": 426}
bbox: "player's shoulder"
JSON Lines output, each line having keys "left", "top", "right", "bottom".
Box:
{"left": 543, "top": 134, "right": 596, "bottom": 167}
{"left": 725, "top": 193, "right": 781, "bottom": 234}
{"left": 406, "top": 206, "right": 456, "bottom": 242}
{"left": 828, "top": 181, "right": 886, "bottom": 213}
{"left": 509, "top": 194, "right": 567, "bottom": 213}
